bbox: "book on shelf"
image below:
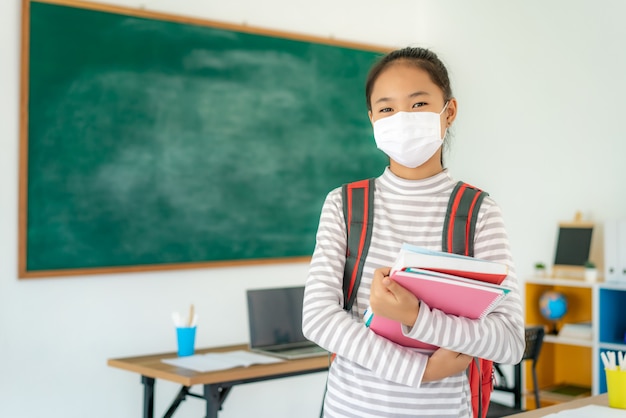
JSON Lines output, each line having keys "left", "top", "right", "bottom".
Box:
{"left": 538, "top": 383, "right": 591, "bottom": 402}
{"left": 365, "top": 245, "right": 511, "bottom": 350}
{"left": 558, "top": 321, "right": 593, "bottom": 340}
{"left": 390, "top": 243, "right": 509, "bottom": 285}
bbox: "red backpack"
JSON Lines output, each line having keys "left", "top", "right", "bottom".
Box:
{"left": 341, "top": 179, "right": 493, "bottom": 418}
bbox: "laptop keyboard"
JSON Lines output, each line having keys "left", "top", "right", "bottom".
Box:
{"left": 275, "top": 346, "right": 326, "bottom": 355}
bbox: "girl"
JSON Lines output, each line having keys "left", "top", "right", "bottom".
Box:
{"left": 302, "top": 47, "right": 525, "bottom": 417}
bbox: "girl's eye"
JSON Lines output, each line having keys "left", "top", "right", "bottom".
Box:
{"left": 412, "top": 102, "right": 427, "bottom": 108}
{"left": 379, "top": 107, "right": 393, "bottom": 113}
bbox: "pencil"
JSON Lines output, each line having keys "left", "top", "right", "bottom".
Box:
{"left": 187, "top": 304, "right": 195, "bottom": 327}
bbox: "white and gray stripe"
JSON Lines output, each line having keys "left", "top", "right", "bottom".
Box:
{"left": 303, "top": 168, "right": 525, "bottom": 417}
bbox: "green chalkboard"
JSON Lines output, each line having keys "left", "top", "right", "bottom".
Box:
{"left": 21, "top": 0, "right": 388, "bottom": 276}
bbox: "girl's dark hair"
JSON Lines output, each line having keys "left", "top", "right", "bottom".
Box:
{"left": 365, "top": 47, "right": 453, "bottom": 111}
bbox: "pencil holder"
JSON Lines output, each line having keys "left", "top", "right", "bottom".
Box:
{"left": 176, "top": 326, "right": 196, "bottom": 357}
{"left": 606, "top": 368, "right": 626, "bottom": 409}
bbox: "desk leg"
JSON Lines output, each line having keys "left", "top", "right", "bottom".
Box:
{"left": 141, "top": 376, "right": 155, "bottom": 418}
{"left": 163, "top": 386, "right": 191, "bottom": 418}
{"left": 203, "top": 384, "right": 231, "bottom": 418}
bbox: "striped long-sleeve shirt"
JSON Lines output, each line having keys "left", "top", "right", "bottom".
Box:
{"left": 302, "top": 168, "right": 525, "bottom": 418}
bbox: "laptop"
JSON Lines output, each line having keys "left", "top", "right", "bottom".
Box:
{"left": 246, "top": 286, "right": 328, "bottom": 360}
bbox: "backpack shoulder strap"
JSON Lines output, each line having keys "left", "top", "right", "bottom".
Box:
{"left": 468, "top": 357, "right": 494, "bottom": 418}
{"left": 442, "top": 181, "right": 489, "bottom": 257}
{"left": 444, "top": 181, "right": 492, "bottom": 418}
{"left": 341, "top": 178, "right": 375, "bottom": 312}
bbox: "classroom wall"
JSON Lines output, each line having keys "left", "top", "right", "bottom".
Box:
{"left": 1, "top": 1, "right": 625, "bottom": 417}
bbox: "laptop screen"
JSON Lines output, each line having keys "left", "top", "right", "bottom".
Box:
{"left": 246, "top": 286, "right": 308, "bottom": 349}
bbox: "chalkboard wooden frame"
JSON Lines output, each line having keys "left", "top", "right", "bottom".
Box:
{"left": 19, "top": 0, "right": 389, "bottom": 278}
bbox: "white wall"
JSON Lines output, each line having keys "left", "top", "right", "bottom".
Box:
{"left": 1, "top": 1, "right": 625, "bottom": 417}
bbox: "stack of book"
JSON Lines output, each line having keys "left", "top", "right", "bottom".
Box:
{"left": 365, "top": 243, "right": 510, "bottom": 350}
{"left": 558, "top": 321, "right": 593, "bottom": 340}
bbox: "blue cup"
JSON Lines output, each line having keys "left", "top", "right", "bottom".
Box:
{"left": 176, "top": 327, "right": 196, "bottom": 357}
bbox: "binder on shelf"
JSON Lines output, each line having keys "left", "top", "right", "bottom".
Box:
{"left": 604, "top": 220, "right": 626, "bottom": 284}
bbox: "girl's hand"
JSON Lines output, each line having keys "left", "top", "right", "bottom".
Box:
{"left": 422, "top": 348, "right": 473, "bottom": 382}
{"left": 369, "top": 269, "right": 471, "bottom": 381}
{"left": 369, "top": 267, "right": 420, "bottom": 327}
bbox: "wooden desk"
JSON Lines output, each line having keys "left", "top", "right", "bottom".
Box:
{"left": 508, "top": 394, "right": 610, "bottom": 417}
{"left": 107, "top": 344, "right": 329, "bottom": 418}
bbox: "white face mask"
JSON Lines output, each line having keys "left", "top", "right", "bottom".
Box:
{"left": 373, "top": 102, "right": 449, "bottom": 168}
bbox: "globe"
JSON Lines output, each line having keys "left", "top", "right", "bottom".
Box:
{"left": 539, "top": 291, "right": 568, "bottom": 334}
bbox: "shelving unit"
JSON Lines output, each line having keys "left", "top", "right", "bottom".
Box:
{"left": 524, "top": 277, "right": 593, "bottom": 409}
{"left": 523, "top": 277, "right": 626, "bottom": 409}
{"left": 597, "top": 282, "right": 626, "bottom": 393}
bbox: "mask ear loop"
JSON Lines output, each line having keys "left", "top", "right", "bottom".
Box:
{"left": 439, "top": 101, "right": 450, "bottom": 115}
{"left": 440, "top": 100, "right": 451, "bottom": 139}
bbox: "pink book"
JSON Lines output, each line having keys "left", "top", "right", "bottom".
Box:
{"left": 365, "top": 269, "right": 510, "bottom": 349}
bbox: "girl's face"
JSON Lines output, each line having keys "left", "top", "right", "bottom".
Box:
{"left": 368, "top": 61, "right": 456, "bottom": 138}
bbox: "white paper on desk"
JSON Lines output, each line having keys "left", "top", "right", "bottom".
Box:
{"left": 161, "top": 350, "right": 283, "bottom": 372}
{"left": 543, "top": 405, "right": 626, "bottom": 418}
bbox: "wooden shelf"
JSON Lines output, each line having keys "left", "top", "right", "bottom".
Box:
{"left": 524, "top": 277, "right": 626, "bottom": 404}
{"left": 542, "top": 334, "right": 593, "bottom": 347}
{"left": 525, "top": 276, "right": 594, "bottom": 287}
{"left": 524, "top": 278, "right": 593, "bottom": 410}
{"left": 538, "top": 383, "right": 591, "bottom": 404}
{"left": 525, "top": 281, "right": 593, "bottom": 334}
